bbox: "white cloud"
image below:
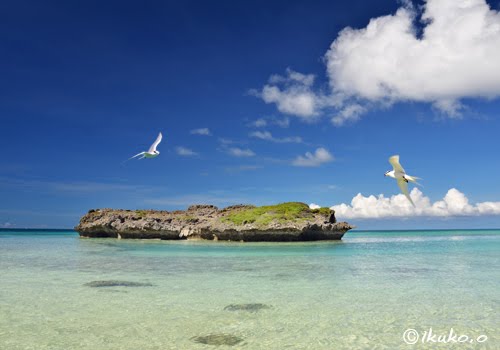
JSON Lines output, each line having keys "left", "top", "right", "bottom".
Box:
{"left": 227, "top": 147, "right": 256, "bottom": 157}
{"left": 248, "top": 117, "right": 290, "bottom": 128}
{"left": 326, "top": 0, "right": 500, "bottom": 116}
{"left": 1, "top": 222, "right": 14, "bottom": 228}
{"left": 0, "top": 177, "right": 152, "bottom": 194}
{"left": 309, "top": 203, "right": 321, "bottom": 210}
{"left": 331, "top": 104, "right": 367, "bottom": 126}
{"left": 269, "top": 68, "right": 315, "bottom": 86}
{"left": 274, "top": 117, "right": 290, "bottom": 128}
{"left": 190, "top": 128, "right": 212, "bottom": 136}
{"left": 331, "top": 188, "right": 500, "bottom": 219}
{"left": 256, "top": 0, "right": 500, "bottom": 122}
{"left": 249, "top": 130, "right": 302, "bottom": 143}
{"left": 249, "top": 118, "right": 267, "bottom": 127}
{"left": 218, "top": 138, "right": 234, "bottom": 145}
{"left": 0, "top": 209, "right": 78, "bottom": 218}
{"left": 176, "top": 146, "right": 198, "bottom": 156}
{"left": 255, "top": 69, "right": 322, "bottom": 120}
{"left": 292, "top": 148, "right": 334, "bottom": 167}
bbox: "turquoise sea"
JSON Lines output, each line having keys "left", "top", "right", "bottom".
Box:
{"left": 0, "top": 229, "right": 498, "bottom": 349}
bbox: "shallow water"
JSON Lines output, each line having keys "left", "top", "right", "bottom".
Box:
{"left": 0, "top": 229, "right": 498, "bottom": 349}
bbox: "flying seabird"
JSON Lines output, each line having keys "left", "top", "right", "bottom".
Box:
{"left": 128, "top": 132, "right": 163, "bottom": 160}
{"left": 384, "top": 155, "right": 420, "bottom": 206}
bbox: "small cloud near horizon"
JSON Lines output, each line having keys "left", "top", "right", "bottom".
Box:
{"left": 249, "top": 130, "right": 302, "bottom": 143}
{"left": 218, "top": 138, "right": 234, "bottom": 145}
{"left": 176, "top": 146, "right": 198, "bottom": 156}
{"left": 248, "top": 118, "right": 267, "bottom": 127}
{"left": 190, "top": 128, "right": 212, "bottom": 136}
{"left": 227, "top": 147, "right": 256, "bottom": 157}
{"left": 331, "top": 188, "right": 500, "bottom": 219}
{"left": 247, "top": 117, "right": 290, "bottom": 128}
{"left": 292, "top": 148, "right": 334, "bottom": 167}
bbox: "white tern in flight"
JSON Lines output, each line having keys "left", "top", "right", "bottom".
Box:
{"left": 384, "top": 155, "right": 420, "bottom": 206}
{"left": 128, "top": 132, "right": 163, "bottom": 160}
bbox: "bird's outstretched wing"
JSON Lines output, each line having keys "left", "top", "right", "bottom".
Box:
{"left": 128, "top": 152, "right": 145, "bottom": 161}
{"left": 389, "top": 155, "right": 405, "bottom": 173}
{"left": 397, "top": 178, "right": 415, "bottom": 207}
{"left": 148, "top": 132, "right": 163, "bottom": 153}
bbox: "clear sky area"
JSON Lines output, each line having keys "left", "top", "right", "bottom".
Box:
{"left": 1, "top": 0, "right": 500, "bottom": 228}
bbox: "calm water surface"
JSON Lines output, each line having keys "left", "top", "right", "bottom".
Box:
{"left": 0, "top": 229, "right": 498, "bottom": 349}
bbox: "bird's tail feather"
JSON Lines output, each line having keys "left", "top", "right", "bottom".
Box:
{"left": 405, "top": 175, "right": 422, "bottom": 186}
{"left": 122, "top": 152, "right": 145, "bottom": 164}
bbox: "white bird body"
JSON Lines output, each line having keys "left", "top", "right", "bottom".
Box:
{"left": 143, "top": 152, "right": 159, "bottom": 159}
{"left": 128, "top": 132, "right": 163, "bottom": 160}
{"left": 384, "top": 155, "right": 420, "bottom": 206}
{"left": 384, "top": 170, "right": 419, "bottom": 183}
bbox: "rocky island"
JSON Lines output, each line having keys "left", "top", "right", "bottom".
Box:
{"left": 75, "top": 202, "right": 352, "bottom": 241}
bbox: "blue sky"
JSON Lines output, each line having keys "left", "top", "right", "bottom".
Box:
{"left": 1, "top": 0, "right": 500, "bottom": 229}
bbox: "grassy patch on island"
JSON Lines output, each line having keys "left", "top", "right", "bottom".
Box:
{"left": 135, "top": 210, "right": 148, "bottom": 218}
{"left": 222, "top": 202, "right": 330, "bottom": 226}
{"left": 310, "top": 207, "right": 331, "bottom": 216}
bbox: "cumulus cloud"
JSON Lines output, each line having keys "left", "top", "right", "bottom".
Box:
{"left": 176, "top": 147, "right": 198, "bottom": 156}
{"left": 292, "top": 148, "right": 334, "bottom": 167}
{"left": 331, "top": 188, "right": 500, "bottom": 219}
{"left": 227, "top": 147, "right": 256, "bottom": 157}
{"left": 248, "top": 117, "right": 290, "bottom": 128}
{"left": 254, "top": 69, "right": 322, "bottom": 120}
{"left": 331, "top": 104, "right": 367, "bottom": 126}
{"left": 190, "top": 128, "right": 212, "bottom": 136}
{"left": 274, "top": 117, "right": 290, "bottom": 128}
{"left": 218, "top": 138, "right": 234, "bottom": 145}
{"left": 249, "top": 118, "right": 267, "bottom": 127}
{"left": 309, "top": 203, "right": 321, "bottom": 210}
{"left": 249, "top": 130, "right": 302, "bottom": 143}
{"left": 256, "top": 0, "right": 500, "bottom": 123}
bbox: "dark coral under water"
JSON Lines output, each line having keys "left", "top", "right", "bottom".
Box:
{"left": 84, "top": 280, "right": 153, "bottom": 288}
{"left": 191, "top": 333, "right": 244, "bottom": 346}
{"left": 224, "top": 303, "right": 271, "bottom": 312}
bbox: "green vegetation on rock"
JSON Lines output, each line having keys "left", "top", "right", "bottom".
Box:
{"left": 311, "top": 207, "right": 331, "bottom": 215}
{"left": 178, "top": 215, "right": 198, "bottom": 223}
{"left": 221, "top": 202, "right": 330, "bottom": 226}
{"left": 135, "top": 210, "right": 148, "bottom": 218}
